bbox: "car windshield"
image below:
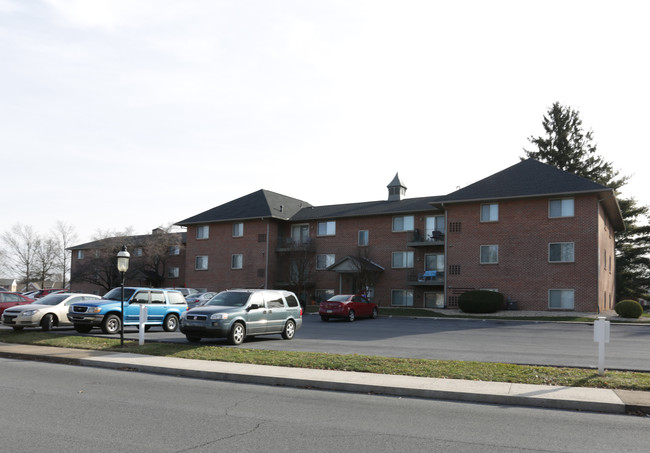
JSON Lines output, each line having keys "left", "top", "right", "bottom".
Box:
{"left": 103, "top": 288, "right": 137, "bottom": 301}
{"left": 36, "top": 294, "right": 69, "bottom": 306}
{"left": 205, "top": 292, "right": 250, "bottom": 307}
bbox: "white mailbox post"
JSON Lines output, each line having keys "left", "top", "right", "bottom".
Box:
{"left": 593, "top": 316, "right": 610, "bottom": 375}
{"left": 139, "top": 304, "right": 148, "bottom": 346}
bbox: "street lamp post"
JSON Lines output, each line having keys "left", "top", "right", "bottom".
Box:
{"left": 117, "top": 245, "right": 130, "bottom": 347}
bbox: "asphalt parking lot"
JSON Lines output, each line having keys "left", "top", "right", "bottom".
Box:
{"left": 4, "top": 313, "right": 649, "bottom": 371}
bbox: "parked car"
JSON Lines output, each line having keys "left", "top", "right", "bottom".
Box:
{"left": 180, "top": 289, "right": 302, "bottom": 345}
{"left": 67, "top": 287, "right": 188, "bottom": 334}
{"left": 31, "top": 288, "right": 65, "bottom": 299}
{"left": 185, "top": 291, "right": 217, "bottom": 308}
{"left": 164, "top": 287, "right": 200, "bottom": 297}
{"left": 319, "top": 294, "right": 378, "bottom": 322}
{"left": 0, "top": 292, "right": 35, "bottom": 316}
{"left": 2, "top": 293, "right": 100, "bottom": 331}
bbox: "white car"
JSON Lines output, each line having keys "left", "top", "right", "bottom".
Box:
{"left": 2, "top": 293, "right": 100, "bottom": 331}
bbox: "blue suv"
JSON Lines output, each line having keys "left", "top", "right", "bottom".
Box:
{"left": 67, "top": 287, "right": 187, "bottom": 334}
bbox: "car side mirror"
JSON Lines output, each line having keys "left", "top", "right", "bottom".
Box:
{"left": 247, "top": 303, "right": 260, "bottom": 311}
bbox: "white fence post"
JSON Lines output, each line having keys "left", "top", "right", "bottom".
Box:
{"left": 139, "top": 304, "right": 148, "bottom": 346}
{"left": 593, "top": 316, "right": 610, "bottom": 375}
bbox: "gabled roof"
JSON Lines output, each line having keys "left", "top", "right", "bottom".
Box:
{"left": 326, "top": 256, "right": 385, "bottom": 273}
{"left": 176, "top": 189, "right": 312, "bottom": 225}
{"left": 69, "top": 232, "right": 186, "bottom": 250}
{"left": 291, "top": 196, "right": 444, "bottom": 221}
{"left": 435, "top": 158, "right": 624, "bottom": 230}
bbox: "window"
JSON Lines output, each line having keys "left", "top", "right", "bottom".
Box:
{"left": 169, "top": 245, "right": 180, "bottom": 255}
{"left": 232, "top": 222, "right": 244, "bottom": 237}
{"left": 358, "top": 230, "right": 369, "bottom": 246}
{"left": 231, "top": 254, "right": 243, "bottom": 269}
{"left": 167, "top": 266, "right": 179, "bottom": 278}
{"left": 480, "top": 245, "right": 499, "bottom": 264}
{"left": 150, "top": 291, "right": 165, "bottom": 304}
{"left": 392, "top": 215, "right": 414, "bottom": 232}
{"left": 549, "top": 198, "right": 574, "bottom": 218}
{"left": 480, "top": 203, "right": 499, "bottom": 222}
{"left": 391, "top": 289, "right": 414, "bottom": 307}
{"left": 424, "top": 292, "right": 444, "bottom": 308}
{"left": 134, "top": 247, "right": 143, "bottom": 257}
{"left": 549, "top": 242, "right": 575, "bottom": 262}
{"left": 425, "top": 215, "right": 445, "bottom": 238}
{"left": 77, "top": 250, "right": 85, "bottom": 259}
{"left": 425, "top": 254, "right": 445, "bottom": 272}
{"left": 196, "top": 225, "right": 209, "bottom": 239}
{"left": 317, "top": 221, "right": 336, "bottom": 236}
{"left": 392, "top": 251, "right": 414, "bottom": 268}
{"left": 316, "top": 254, "right": 335, "bottom": 270}
{"left": 291, "top": 224, "right": 309, "bottom": 244}
{"left": 549, "top": 289, "right": 574, "bottom": 309}
{"left": 195, "top": 255, "right": 208, "bottom": 270}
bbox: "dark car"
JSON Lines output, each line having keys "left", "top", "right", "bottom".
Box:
{"left": 0, "top": 292, "right": 35, "bottom": 316}
{"left": 31, "top": 289, "right": 65, "bottom": 299}
{"left": 319, "top": 294, "right": 378, "bottom": 322}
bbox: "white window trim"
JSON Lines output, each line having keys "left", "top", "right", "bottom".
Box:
{"left": 358, "top": 230, "right": 369, "bottom": 246}
{"left": 196, "top": 225, "right": 209, "bottom": 240}
{"left": 548, "top": 289, "right": 575, "bottom": 310}
{"left": 549, "top": 198, "right": 575, "bottom": 218}
{"left": 479, "top": 245, "right": 499, "bottom": 264}
{"left": 232, "top": 222, "right": 244, "bottom": 237}
{"left": 317, "top": 221, "right": 336, "bottom": 237}
{"left": 231, "top": 254, "right": 243, "bottom": 269}
{"left": 549, "top": 242, "right": 575, "bottom": 263}
{"left": 77, "top": 250, "right": 84, "bottom": 259}
{"left": 480, "top": 203, "right": 499, "bottom": 222}
{"left": 195, "top": 255, "right": 208, "bottom": 270}
{"left": 392, "top": 251, "right": 414, "bottom": 268}
{"left": 392, "top": 215, "right": 415, "bottom": 232}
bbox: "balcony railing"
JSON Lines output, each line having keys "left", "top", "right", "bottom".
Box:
{"left": 406, "top": 230, "right": 445, "bottom": 246}
{"left": 275, "top": 237, "right": 316, "bottom": 252}
{"left": 407, "top": 270, "right": 445, "bottom": 286}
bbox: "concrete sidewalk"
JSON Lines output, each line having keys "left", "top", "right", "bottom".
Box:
{"left": 1, "top": 342, "right": 649, "bottom": 415}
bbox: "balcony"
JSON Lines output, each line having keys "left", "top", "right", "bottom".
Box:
{"left": 275, "top": 237, "right": 316, "bottom": 252}
{"left": 407, "top": 270, "right": 445, "bottom": 287}
{"left": 407, "top": 230, "right": 445, "bottom": 247}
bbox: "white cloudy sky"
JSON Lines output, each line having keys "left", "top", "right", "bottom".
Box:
{"left": 1, "top": 0, "right": 648, "bottom": 245}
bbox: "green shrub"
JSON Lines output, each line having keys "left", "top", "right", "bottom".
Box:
{"left": 614, "top": 300, "right": 643, "bottom": 319}
{"left": 458, "top": 290, "right": 504, "bottom": 314}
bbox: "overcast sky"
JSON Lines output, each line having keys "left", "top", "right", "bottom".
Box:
{"left": 1, "top": 0, "right": 648, "bottom": 246}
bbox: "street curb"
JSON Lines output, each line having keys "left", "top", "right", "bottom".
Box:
{"left": 0, "top": 343, "right": 637, "bottom": 415}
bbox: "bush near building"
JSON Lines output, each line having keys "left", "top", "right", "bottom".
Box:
{"left": 458, "top": 290, "right": 504, "bottom": 314}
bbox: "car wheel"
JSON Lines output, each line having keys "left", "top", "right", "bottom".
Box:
{"left": 371, "top": 307, "right": 378, "bottom": 319}
{"left": 347, "top": 309, "right": 355, "bottom": 322}
{"left": 101, "top": 314, "right": 121, "bottom": 334}
{"left": 40, "top": 314, "right": 55, "bottom": 331}
{"left": 320, "top": 315, "right": 329, "bottom": 322}
{"left": 74, "top": 324, "right": 93, "bottom": 333}
{"left": 163, "top": 314, "right": 179, "bottom": 332}
{"left": 228, "top": 322, "right": 246, "bottom": 345}
{"left": 186, "top": 335, "right": 201, "bottom": 343}
{"left": 281, "top": 320, "right": 296, "bottom": 340}
{"left": 11, "top": 326, "right": 24, "bottom": 331}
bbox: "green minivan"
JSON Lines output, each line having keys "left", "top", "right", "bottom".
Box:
{"left": 179, "top": 289, "right": 303, "bottom": 345}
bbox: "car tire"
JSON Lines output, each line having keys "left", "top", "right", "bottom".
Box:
{"left": 281, "top": 319, "right": 296, "bottom": 340}
{"left": 228, "top": 322, "right": 246, "bottom": 345}
{"left": 163, "top": 314, "right": 179, "bottom": 332}
{"left": 40, "top": 314, "right": 54, "bottom": 331}
{"left": 186, "top": 335, "right": 201, "bottom": 343}
{"left": 347, "top": 309, "right": 355, "bottom": 322}
{"left": 320, "top": 315, "right": 329, "bottom": 322}
{"left": 101, "top": 314, "right": 121, "bottom": 334}
{"left": 74, "top": 324, "right": 92, "bottom": 333}
{"left": 371, "top": 307, "right": 378, "bottom": 319}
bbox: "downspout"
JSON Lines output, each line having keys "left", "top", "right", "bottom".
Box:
{"left": 265, "top": 219, "right": 270, "bottom": 289}
{"left": 442, "top": 202, "right": 448, "bottom": 307}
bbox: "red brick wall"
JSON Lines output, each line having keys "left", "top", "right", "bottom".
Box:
{"left": 446, "top": 194, "right": 606, "bottom": 311}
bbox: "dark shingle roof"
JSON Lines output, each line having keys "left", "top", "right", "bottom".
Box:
{"left": 176, "top": 189, "right": 312, "bottom": 225}
{"left": 291, "top": 196, "right": 444, "bottom": 221}
{"left": 68, "top": 232, "right": 186, "bottom": 250}
{"left": 439, "top": 159, "right": 610, "bottom": 203}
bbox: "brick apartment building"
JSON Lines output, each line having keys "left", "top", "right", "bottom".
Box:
{"left": 174, "top": 159, "right": 624, "bottom": 312}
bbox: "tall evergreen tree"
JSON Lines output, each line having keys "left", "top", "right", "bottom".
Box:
{"left": 524, "top": 102, "right": 650, "bottom": 301}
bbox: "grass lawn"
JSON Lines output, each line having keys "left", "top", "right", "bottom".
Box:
{"left": 1, "top": 328, "right": 649, "bottom": 392}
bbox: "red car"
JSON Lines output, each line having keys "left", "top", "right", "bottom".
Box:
{"left": 0, "top": 292, "right": 34, "bottom": 316}
{"left": 31, "top": 289, "right": 64, "bottom": 299}
{"left": 319, "top": 294, "right": 378, "bottom": 322}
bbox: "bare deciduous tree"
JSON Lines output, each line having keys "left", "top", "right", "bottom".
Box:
{"left": 1, "top": 224, "right": 40, "bottom": 291}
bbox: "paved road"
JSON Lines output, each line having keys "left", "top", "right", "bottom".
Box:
{"left": 8, "top": 314, "right": 649, "bottom": 371}
{"left": 2, "top": 358, "right": 648, "bottom": 453}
